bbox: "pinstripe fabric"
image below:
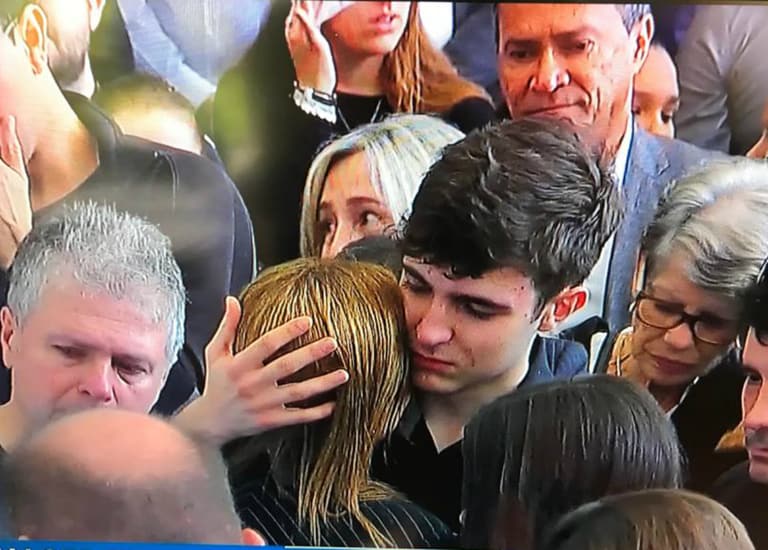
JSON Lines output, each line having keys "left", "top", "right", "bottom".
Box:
{"left": 235, "top": 476, "right": 457, "bottom": 548}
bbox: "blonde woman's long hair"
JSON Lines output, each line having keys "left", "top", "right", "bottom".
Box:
{"left": 300, "top": 113, "right": 465, "bottom": 257}
{"left": 383, "top": 2, "right": 490, "bottom": 112}
{"left": 233, "top": 258, "right": 410, "bottom": 547}
{"left": 541, "top": 489, "right": 755, "bottom": 550}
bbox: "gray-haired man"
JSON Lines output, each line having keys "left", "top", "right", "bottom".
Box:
{"left": 0, "top": 202, "right": 346, "bottom": 454}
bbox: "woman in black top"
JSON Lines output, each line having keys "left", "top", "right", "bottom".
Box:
{"left": 229, "top": 257, "right": 455, "bottom": 548}
{"left": 211, "top": 1, "right": 495, "bottom": 266}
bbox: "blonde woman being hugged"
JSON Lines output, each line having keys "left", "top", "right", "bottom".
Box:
{"left": 229, "top": 257, "right": 454, "bottom": 548}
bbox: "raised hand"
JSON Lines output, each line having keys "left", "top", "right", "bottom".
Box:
{"left": 173, "top": 296, "right": 348, "bottom": 447}
{"left": 285, "top": 0, "right": 337, "bottom": 95}
{"left": 0, "top": 116, "right": 32, "bottom": 269}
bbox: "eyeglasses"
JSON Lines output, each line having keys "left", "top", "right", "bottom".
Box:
{"left": 633, "top": 291, "right": 740, "bottom": 345}
{"left": 744, "top": 257, "right": 768, "bottom": 347}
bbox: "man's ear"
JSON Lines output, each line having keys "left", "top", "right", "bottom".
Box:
{"left": 630, "top": 13, "right": 655, "bottom": 74}
{"left": 1, "top": 306, "right": 19, "bottom": 371}
{"left": 86, "top": 0, "right": 107, "bottom": 32}
{"left": 241, "top": 527, "right": 267, "bottom": 546}
{"left": 17, "top": 3, "right": 49, "bottom": 75}
{"left": 537, "top": 286, "right": 588, "bottom": 332}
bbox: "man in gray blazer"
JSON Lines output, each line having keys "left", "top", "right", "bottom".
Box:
{"left": 495, "top": 3, "right": 724, "bottom": 369}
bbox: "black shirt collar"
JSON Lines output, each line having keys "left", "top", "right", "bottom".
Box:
{"left": 63, "top": 91, "right": 123, "bottom": 165}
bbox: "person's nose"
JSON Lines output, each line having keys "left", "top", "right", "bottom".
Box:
{"left": 745, "top": 380, "right": 768, "bottom": 435}
{"left": 529, "top": 49, "right": 570, "bottom": 93}
{"left": 77, "top": 358, "right": 115, "bottom": 403}
{"left": 414, "top": 298, "right": 454, "bottom": 348}
{"left": 663, "top": 320, "right": 696, "bottom": 351}
{"left": 322, "top": 221, "right": 359, "bottom": 258}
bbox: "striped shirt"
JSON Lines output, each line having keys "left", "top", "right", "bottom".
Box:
{"left": 235, "top": 475, "right": 457, "bottom": 548}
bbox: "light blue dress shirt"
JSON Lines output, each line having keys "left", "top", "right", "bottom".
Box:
{"left": 118, "top": 0, "right": 272, "bottom": 107}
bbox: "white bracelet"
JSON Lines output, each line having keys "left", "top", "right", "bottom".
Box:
{"left": 292, "top": 85, "right": 337, "bottom": 124}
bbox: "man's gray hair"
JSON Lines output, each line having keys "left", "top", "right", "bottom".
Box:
{"left": 643, "top": 159, "right": 768, "bottom": 303}
{"left": 617, "top": 4, "right": 652, "bottom": 32}
{"left": 7, "top": 201, "right": 186, "bottom": 363}
{"left": 492, "top": 4, "right": 652, "bottom": 50}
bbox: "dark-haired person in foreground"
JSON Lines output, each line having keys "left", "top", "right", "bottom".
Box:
{"left": 711, "top": 259, "right": 768, "bottom": 549}
{"left": 462, "top": 375, "right": 683, "bottom": 550}
{"left": 371, "top": 117, "right": 621, "bottom": 530}
{"left": 2, "top": 409, "right": 265, "bottom": 544}
{"left": 494, "top": 4, "right": 724, "bottom": 363}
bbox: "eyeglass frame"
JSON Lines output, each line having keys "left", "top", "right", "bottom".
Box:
{"left": 632, "top": 290, "right": 742, "bottom": 346}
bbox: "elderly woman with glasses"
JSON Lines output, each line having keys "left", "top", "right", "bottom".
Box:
{"left": 607, "top": 159, "right": 768, "bottom": 491}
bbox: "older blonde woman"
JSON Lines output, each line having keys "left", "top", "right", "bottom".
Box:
{"left": 228, "top": 257, "right": 453, "bottom": 548}
{"left": 608, "top": 160, "right": 768, "bottom": 490}
{"left": 300, "top": 113, "right": 464, "bottom": 258}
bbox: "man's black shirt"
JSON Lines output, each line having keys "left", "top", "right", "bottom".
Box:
{"left": 372, "top": 336, "right": 589, "bottom": 531}
{"left": 711, "top": 461, "right": 768, "bottom": 549}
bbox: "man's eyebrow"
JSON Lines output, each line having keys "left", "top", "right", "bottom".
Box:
{"left": 503, "top": 37, "right": 540, "bottom": 49}
{"left": 450, "top": 292, "right": 512, "bottom": 311}
{"left": 552, "top": 27, "right": 602, "bottom": 42}
{"left": 503, "top": 26, "right": 600, "bottom": 49}
{"left": 402, "top": 264, "right": 429, "bottom": 285}
{"left": 47, "top": 335, "right": 155, "bottom": 367}
{"left": 113, "top": 353, "right": 154, "bottom": 370}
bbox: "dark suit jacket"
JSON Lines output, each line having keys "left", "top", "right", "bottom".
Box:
{"left": 444, "top": 3, "right": 501, "bottom": 106}
{"left": 595, "top": 127, "right": 726, "bottom": 370}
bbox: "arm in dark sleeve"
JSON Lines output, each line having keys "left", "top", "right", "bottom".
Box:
{"left": 152, "top": 153, "right": 255, "bottom": 413}
{"left": 445, "top": 97, "right": 497, "bottom": 134}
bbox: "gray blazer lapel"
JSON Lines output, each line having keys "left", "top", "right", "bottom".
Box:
{"left": 604, "top": 127, "right": 671, "bottom": 334}
{"left": 595, "top": 128, "right": 724, "bottom": 371}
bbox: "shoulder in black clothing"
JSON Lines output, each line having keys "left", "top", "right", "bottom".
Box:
{"left": 0, "top": 444, "right": 10, "bottom": 539}
{"left": 711, "top": 461, "right": 768, "bottom": 550}
{"left": 236, "top": 475, "right": 457, "bottom": 549}
{"left": 672, "top": 352, "right": 747, "bottom": 490}
{"left": 4, "top": 93, "right": 256, "bottom": 415}
{"left": 371, "top": 335, "right": 584, "bottom": 533}
{"left": 444, "top": 96, "right": 496, "bottom": 134}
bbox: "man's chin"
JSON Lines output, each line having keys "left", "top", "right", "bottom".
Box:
{"left": 518, "top": 106, "right": 591, "bottom": 126}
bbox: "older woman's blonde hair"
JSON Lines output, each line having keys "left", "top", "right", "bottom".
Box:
{"left": 541, "top": 489, "right": 755, "bottom": 550}
{"left": 300, "top": 113, "right": 465, "bottom": 257}
{"left": 233, "top": 258, "right": 410, "bottom": 547}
